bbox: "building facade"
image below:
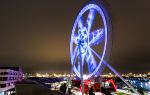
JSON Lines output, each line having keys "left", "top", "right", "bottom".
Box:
{"left": 0, "top": 67, "right": 23, "bottom": 95}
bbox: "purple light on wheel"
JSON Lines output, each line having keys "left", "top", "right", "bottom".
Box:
{"left": 70, "top": 3, "right": 108, "bottom": 79}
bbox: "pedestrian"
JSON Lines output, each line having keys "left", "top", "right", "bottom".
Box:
{"left": 89, "top": 86, "right": 95, "bottom": 95}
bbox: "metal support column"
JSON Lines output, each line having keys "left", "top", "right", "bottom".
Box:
{"left": 79, "top": 44, "right": 84, "bottom": 95}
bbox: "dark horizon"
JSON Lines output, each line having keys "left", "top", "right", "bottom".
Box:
{"left": 0, "top": 0, "right": 150, "bottom": 74}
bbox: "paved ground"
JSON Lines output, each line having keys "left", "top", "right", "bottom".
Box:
{"left": 15, "top": 79, "right": 67, "bottom": 95}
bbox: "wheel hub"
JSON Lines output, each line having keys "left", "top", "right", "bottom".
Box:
{"left": 77, "top": 28, "right": 89, "bottom": 54}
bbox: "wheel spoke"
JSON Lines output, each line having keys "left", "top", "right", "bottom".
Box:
{"left": 85, "top": 48, "right": 97, "bottom": 73}
{"left": 72, "top": 46, "right": 79, "bottom": 67}
{"left": 90, "top": 47, "right": 103, "bottom": 61}
{"left": 73, "top": 34, "right": 78, "bottom": 45}
{"left": 78, "top": 18, "right": 84, "bottom": 30}
{"left": 89, "top": 28, "right": 104, "bottom": 46}
{"left": 86, "top": 9, "right": 96, "bottom": 32}
{"left": 77, "top": 47, "right": 85, "bottom": 74}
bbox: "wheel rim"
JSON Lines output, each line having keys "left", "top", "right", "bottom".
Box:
{"left": 70, "top": 3, "right": 108, "bottom": 80}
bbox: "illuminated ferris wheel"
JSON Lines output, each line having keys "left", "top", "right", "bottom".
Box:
{"left": 70, "top": 0, "right": 111, "bottom": 80}
{"left": 69, "top": 1, "right": 140, "bottom": 94}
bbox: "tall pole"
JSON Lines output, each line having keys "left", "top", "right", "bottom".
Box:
{"left": 79, "top": 44, "right": 84, "bottom": 95}
{"left": 66, "top": 48, "right": 78, "bottom": 94}
{"left": 66, "top": 66, "right": 73, "bottom": 94}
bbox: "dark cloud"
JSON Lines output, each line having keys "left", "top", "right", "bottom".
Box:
{"left": 0, "top": 0, "right": 150, "bottom": 73}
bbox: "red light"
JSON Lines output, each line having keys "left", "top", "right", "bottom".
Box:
{"left": 105, "top": 79, "right": 117, "bottom": 92}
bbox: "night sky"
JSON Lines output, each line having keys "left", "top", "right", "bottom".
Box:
{"left": 0, "top": 0, "right": 150, "bottom": 74}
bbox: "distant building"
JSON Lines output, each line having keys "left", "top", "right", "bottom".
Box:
{"left": 0, "top": 67, "right": 23, "bottom": 95}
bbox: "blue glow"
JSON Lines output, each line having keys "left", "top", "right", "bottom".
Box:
{"left": 77, "top": 27, "right": 88, "bottom": 54}
{"left": 86, "top": 9, "right": 96, "bottom": 32}
{"left": 85, "top": 49, "right": 97, "bottom": 73}
{"left": 78, "top": 19, "right": 84, "bottom": 29}
{"left": 89, "top": 28, "right": 104, "bottom": 46}
{"left": 70, "top": 4, "right": 108, "bottom": 79}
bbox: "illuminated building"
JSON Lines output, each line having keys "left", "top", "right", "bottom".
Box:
{"left": 0, "top": 67, "right": 23, "bottom": 95}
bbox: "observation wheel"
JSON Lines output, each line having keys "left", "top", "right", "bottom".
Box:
{"left": 70, "top": 1, "right": 111, "bottom": 80}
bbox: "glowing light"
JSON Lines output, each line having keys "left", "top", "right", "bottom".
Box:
{"left": 83, "top": 75, "right": 88, "bottom": 80}
{"left": 70, "top": 3, "right": 108, "bottom": 79}
{"left": 105, "top": 79, "right": 117, "bottom": 91}
{"left": 86, "top": 9, "right": 96, "bottom": 32}
{"left": 89, "top": 28, "right": 104, "bottom": 46}
{"left": 36, "top": 73, "right": 42, "bottom": 77}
